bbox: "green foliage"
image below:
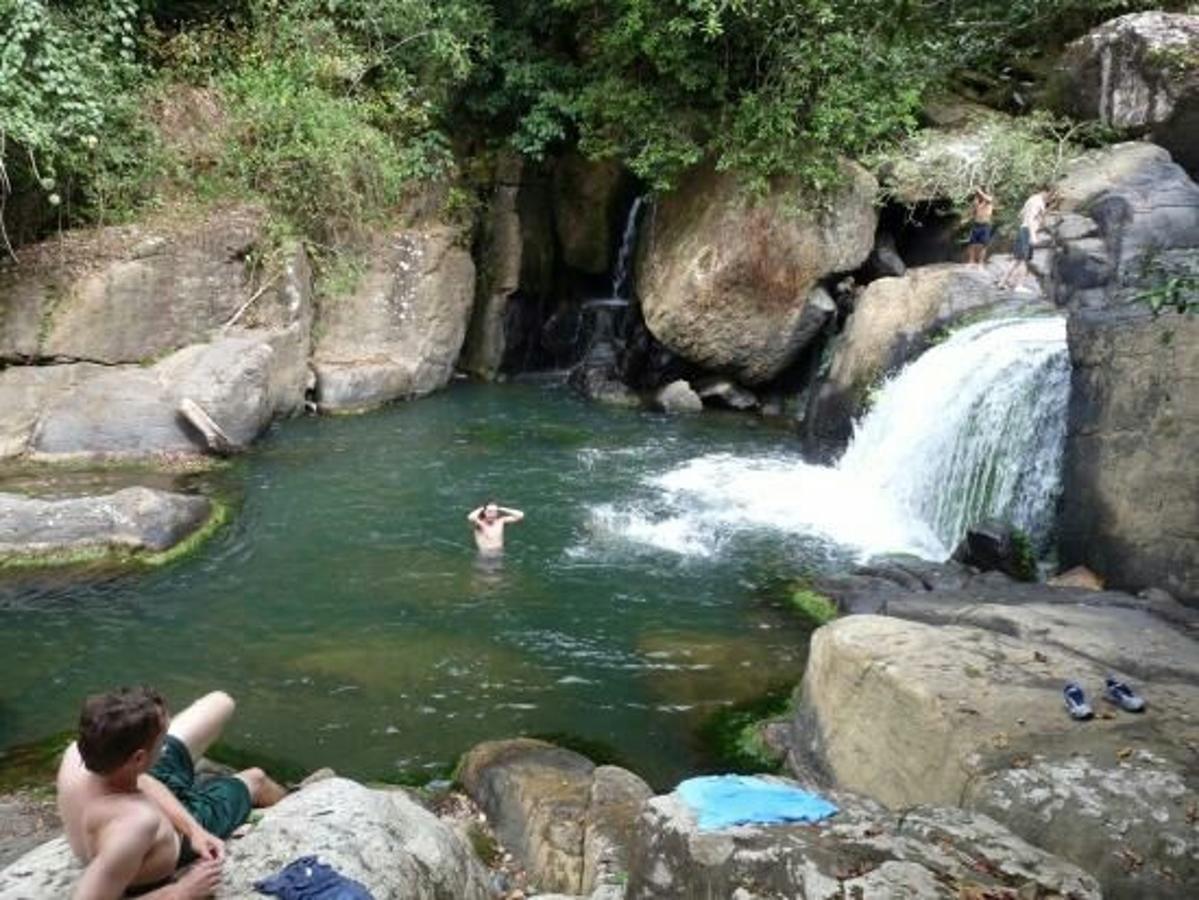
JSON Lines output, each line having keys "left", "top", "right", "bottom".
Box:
{"left": 696, "top": 686, "right": 792, "bottom": 775}
{"left": 1009, "top": 528, "right": 1037, "bottom": 583}
{"left": 1135, "top": 250, "right": 1199, "bottom": 316}
{"left": 790, "top": 588, "right": 838, "bottom": 626}
{"left": 870, "top": 111, "right": 1103, "bottom": 224}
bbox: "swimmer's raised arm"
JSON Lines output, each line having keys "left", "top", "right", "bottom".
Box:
{"left": 467, "top": 506, "right": 484, "bottom": 524}
{"left": 498, "top": 507, "right": 524, "bottom": 523}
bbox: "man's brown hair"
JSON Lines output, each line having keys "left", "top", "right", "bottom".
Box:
{"left": 77, "top": 686, "right": 167, "bottom": 774}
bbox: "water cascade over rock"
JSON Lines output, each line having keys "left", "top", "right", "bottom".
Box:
{"left": 590, "top": 314, "right": 1070, "bottom": 561}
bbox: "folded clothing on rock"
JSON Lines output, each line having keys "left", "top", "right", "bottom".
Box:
{"left": 254, "top": 855, "right": 374, "bottom": 900}
{"left": 677, "top": 775, "right": 839, "bottom": 830}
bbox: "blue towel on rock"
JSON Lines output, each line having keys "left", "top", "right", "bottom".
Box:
{"left": 254, "top": 855, "right": 374, "bottom": 900}
{"left": 677, "top": 775, "right": 838, "bottom": 830}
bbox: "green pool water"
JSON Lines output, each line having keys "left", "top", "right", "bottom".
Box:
{"left": 0, "top": 383, "right": 843, "bottom": 788}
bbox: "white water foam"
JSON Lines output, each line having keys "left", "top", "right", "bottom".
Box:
{"left": 585, "top": 315, "right": 1069, "bottom": 561}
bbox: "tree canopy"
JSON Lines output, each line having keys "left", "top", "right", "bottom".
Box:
{"left": 0, "top": 0, "right": 1186, "bottom": 246}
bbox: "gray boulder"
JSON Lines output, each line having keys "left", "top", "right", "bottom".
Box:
{"left": 790, "top": 597, "right": 1199, "bottom": 899}
{"left": 0, "top": 333, "right": 308, "bottom": 462}
{"left": 457, "top": 739, "right": 652, "bottom": 896}
{"left": 0, "top": 207, "right": 265, "bottom": 366}
{"left": 693, "top": 378, "right": 759, "bottom": 411}
{"left": 624, "top": 780, "right": 1099, "bottom": 899}
{"left": 0, "top": 778, "right": 494, "bottom": 900}
{"left": 0, "top": 488, "right": 212, "bottom": 562}
{"left": 635, "top": 164, "right": 876, "bottom": 384}
{"left": 1049, "top": 142, "right": 1199, "bottom": 603}
{"left": 313, "top": 228, "right": 475, "bottom": 412}
{"left": 1052, "top": 12, "right": 1199, "bottom": 175}
{"left": 652, "top": 380, "right": 703, "bottom": 414}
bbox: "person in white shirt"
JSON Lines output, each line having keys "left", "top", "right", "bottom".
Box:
{"left": 999, "top": 188, "right": 1053, "bottom": 292}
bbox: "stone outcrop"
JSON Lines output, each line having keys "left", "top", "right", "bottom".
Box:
{"left": 1052, "top": 12, "right": 1199, "bottom": 175}
{"left": 652, "top": 380, "right": 703, "bottom": 414}
{"left": 625, "top": 782, "right": 1099, "bottom": 900}
{"left": 553, "top": 155, "right": 632, "bottom": 277}
{"left": 0, "top": 213, "right": 313, "bottom": 462}
{"left": 0, "top": 332, "right": 309, "bottom": 461}
{"left": 461, "top": 156, "right": 556, "bottom": 380}
{"left": 0, "top": 488, "right": 213, "bottom": 561}
{"left": 790, "top": 566, "right": 1199, "bottom": 899}
{"left": 0, "top": 207, "right": 264, "bottom": 366}
{"left": 457, "top": 739, "right": 652, "bottom": 895}
{"left": 1048, "top": 142, "right": 1199, "bottom": 603}
{"left": 804, "top": 264, "right": 1011, "bottom": 452}
{"left": 312, "top": 228, "right": 475, "bottom": 412}
{"left": 635, "top": 164, "right": 876, "bottom": 385}
{"left": 0, "top": 778, "right": 494, "bottom": 900}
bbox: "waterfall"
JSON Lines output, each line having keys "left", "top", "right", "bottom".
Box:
{"left": 586, "top": 314, "right": 1071, "bottom": 561}
{"left": 837, "top": 315, "right": 1070, "bottom": 552}
{"left": 611, "top": 196, "right": 644, "bottom": 300}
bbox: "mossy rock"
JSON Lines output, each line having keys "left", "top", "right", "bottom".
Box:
{"left": 0, "top": 731, "right": 73, "bottom": 793}
{"left": 790, "top": 588, "right": 838, "bottom": 625}
{"left": 695, "top": 686, "right": 794, "bottom": 775}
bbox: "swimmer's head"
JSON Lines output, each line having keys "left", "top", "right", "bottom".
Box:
{"left": 482, "top": 501, "right": 499, "bottom": 521}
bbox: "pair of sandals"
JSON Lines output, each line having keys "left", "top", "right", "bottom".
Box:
{"left": 1063, "top": 676, "right": 1146, "bottom": 720}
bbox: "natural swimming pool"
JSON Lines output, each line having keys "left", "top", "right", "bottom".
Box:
{"left": 0, "top": 383, "right": 840, "bottom": 788}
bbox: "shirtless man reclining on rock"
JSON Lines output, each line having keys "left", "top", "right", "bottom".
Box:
{"left": 56, "top": 686, "right": 287, "bottom": 899}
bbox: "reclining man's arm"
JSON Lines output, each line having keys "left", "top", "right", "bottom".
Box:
{"left": 74, "top": 811, "right": 222, "bottom": 900}
{"left": 138, "top": 774, "right": 223, "bottom": 860}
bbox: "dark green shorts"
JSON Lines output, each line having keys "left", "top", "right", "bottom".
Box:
{"left": 148, "top": 735, "right": 251, "bottom": 862}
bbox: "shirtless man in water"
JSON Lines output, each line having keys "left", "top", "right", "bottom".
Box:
{"left": 467, "top": 501, "right": 524, "bottom": 553}
{"left": 56, "top": 686, "right": 286, "bottom": 899}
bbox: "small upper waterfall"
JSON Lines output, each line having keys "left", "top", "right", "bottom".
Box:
{"left": 585, "top": 313, "right": 1071, "bottom": 561}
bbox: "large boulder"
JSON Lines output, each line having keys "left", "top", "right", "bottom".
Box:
{"left": 624, "top": 780, "right": 1098, "bottom": 899}
{"left": 790, "top": 600, "right": 1199, "bottom": 899}
{"left": 1048, "top": 142, "right": 1199, "bottom": 603}
{"left": 804, "top": 264, "right": 1009, "bottom": 453}
{"left": 312, "top": 228, "right": 475, "bottom": 412}
{"left": 461, "top": 157, "right": 556, "bottom": 380}
{"left": 0, "top": 778, "right": 494, "bottom": 899}
{"left": 635, "top": 164, "right": 877, "bottom": 385}
{"left": 457, "top": 739, "right": 652, "bottom": 895}
{"left": 0, "top": 488, "right": 213, "bottom": 562}
{"left": 0, "top": 207, "right": 266, "bottom": 366}
{"left": 0, "top": 332, "right": 308, "bottom": 462}
{"left": 1052, "top": 12, "right": 1199, "bottom": 176}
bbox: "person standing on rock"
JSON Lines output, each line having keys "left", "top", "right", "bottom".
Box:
{"left": 999, "top": 187, "right": 1053, "bottom": 292}
{"left": 56, "top": 686, "right": 287, "bottom": 899}
{"left": 468, "top": 501, "right": 524, "bottom": 554}
{"left": 965, "top": 187, "right": 994, "bottom": 266}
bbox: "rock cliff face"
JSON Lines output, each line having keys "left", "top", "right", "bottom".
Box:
{"left": 635, "top": 163, "right": 876, "bottom": 385}
{"left": 1050, "top": 142, "right": 1199, "bottom": 603}
{"left": 312, "top": 228, "right": 475, "bottom": 413}
{"left": 1052, "top": 12, "right": 1199, "bottom": 175}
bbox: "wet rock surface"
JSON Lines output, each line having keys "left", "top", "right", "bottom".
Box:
{"left": 0, "top": 487, "right": 212, "bottom": 561}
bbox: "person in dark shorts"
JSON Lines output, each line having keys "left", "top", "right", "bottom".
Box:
{"left": 56, "top": 686, "right": 287, "bottom": 899}
{"left": 965, "top": 187, "right": 994, "bottom": 266}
